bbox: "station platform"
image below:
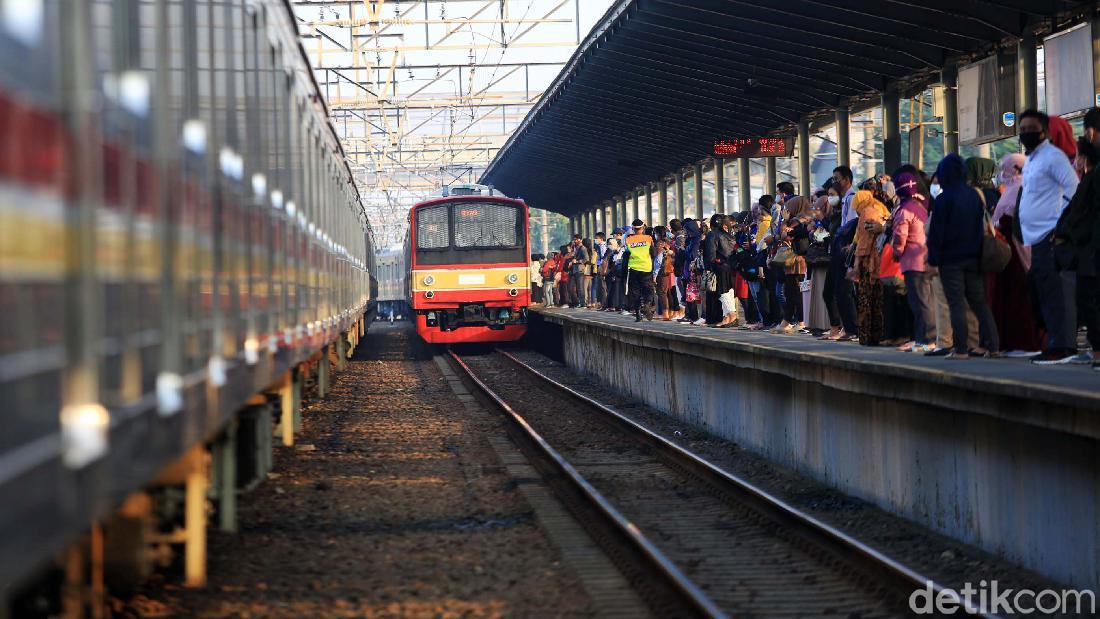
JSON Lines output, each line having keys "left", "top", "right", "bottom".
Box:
{"left": 528, "top": 307, "right": 1100, "bottom": 589}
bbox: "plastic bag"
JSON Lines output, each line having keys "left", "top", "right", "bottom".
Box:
{"left": 719, "top": 289, "right": 739, "bottom": 316}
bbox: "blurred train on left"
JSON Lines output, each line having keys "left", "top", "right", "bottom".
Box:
{"left": 0, "top": 0, "right": 375, "bottom": 607}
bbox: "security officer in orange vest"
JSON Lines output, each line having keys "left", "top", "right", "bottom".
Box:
{"left": 624, "top": 219, "right": 658, "bottom": 322}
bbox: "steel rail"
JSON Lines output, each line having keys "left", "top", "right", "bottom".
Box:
{"left": 495, "top": 349, "right": 1002, "bottom": 619}
{"left": 447, "top": 349, "right": 726, "bottom": 619}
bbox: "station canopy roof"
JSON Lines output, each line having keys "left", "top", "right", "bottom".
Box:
{"left": 480, "top": 0, "right": 1095, "bottom": 216}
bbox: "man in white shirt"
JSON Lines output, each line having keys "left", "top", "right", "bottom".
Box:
{"left": 1017, "top": 109, "right": 1080, "bottom": 364}
{"left": 831, "top": 166, "right": 858, "bottom": 225}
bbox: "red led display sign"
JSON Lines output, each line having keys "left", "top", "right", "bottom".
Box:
{"left": 713, "top": 137, "right": 793, "bottom": 158}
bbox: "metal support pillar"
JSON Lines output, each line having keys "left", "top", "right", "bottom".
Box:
{"left": 184, "top": 446, "right": 208, "bottom": 588}
{"left": 835, "top": 107, "right": 851, "bottom": 169}
{"left": 318, "top": 346, "right": 330, "bottom": 398}
{"left": 714, "top": 158, "right": 725, "bottom": 214}
{"left": 619, "top": 195, "right": 629, "bottom": 228}
{"left": 883, "top": 87, "right": 901, "bottom": 174}
{"left": 798, "top": 121, "right": 812, "bottom": 196}
{"left": 738, "top": 158, "right": 751, "bottom": 212}
{"left": 1018, "top": 32, "right": 1038, "bottom": 113}
{"left": 942, "top": 63, "right": 959, "bottom": 155}
{"left": 1093, "top": 20, "right": 1100, "bottom": 106}
{"left": 631, "top": 190, "right": 640, "bottom": 223}
{"left": 215, "top": 419, "right": 237, "bottom": 532}
{"left": 764, "top": 159, "right": 777, "bottom": 195}
{"left": 658, "top": 179, "right": 669, "bottom": 224}
{"left": 280, "top": 369, "right": 298, "bottom": 447}
{"left": 644, "top": 186, "right": 653, "bottom": 224}
{"left": 336, "top": 335, "right": 347, "bottom": 370}
{"left": 693, "top": 163, "right": 704, "bottom": 220}
{"left": 675, "top": 172, "right": 686, "bottom": 220}
{"left": 91, "top": 523, "right": 104, "bottom": 619}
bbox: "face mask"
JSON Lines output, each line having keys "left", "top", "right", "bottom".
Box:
{"left": 827, "top": 195, "right": 840, "bottom": 207}
{"left": 930, "top": 183, "right": 942, "bottom": 198}
{"left": 1019, "top": 131, "right": 1043, "bottom": 151}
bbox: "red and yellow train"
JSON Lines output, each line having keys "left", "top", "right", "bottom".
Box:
{"left": 404, "top": 186, "right": 530, "bottom": 344}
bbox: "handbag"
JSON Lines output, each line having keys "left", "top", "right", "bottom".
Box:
{"left": 980, "top": 211, "right": 1011, "bottom": 273}
{"left": 703, "top": 270, "right": 717, "bottom": 292}
{"left": 798, "top": 278, "right": 812, "bottom": 293}
{"left": 805, "top": 244, "right": 831, "bottom": 266}
{"left": 686, "top": 280, "right": 700, "bottom": 302}
{"left": 878, "top": 243, "right": 904, "bottom": 287}
{"left": 770, "top": 246, "right": 796, "bottom": 268}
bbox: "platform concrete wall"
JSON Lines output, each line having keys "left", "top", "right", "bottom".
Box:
{"left": 540, "top": 314, "right": 1100, "bottom": 590}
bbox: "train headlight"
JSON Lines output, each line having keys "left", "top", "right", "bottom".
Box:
{"left": 506, "top": 273, "right": 519, "bottom": 284}
{"left": 508, "top": 288, "right": 518, "bottom": 297}
{"left": 425, "top": 290, "right": 435, "bottom": 299}
{"left": 423, "top": 275, "right": 435, "bottom": 286}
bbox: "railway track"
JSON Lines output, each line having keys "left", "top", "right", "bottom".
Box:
{"left": 449, "top": 348, "right": 998, "bottom": 619}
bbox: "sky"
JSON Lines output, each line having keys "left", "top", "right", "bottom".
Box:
{"left": 293, "top": 0, "right": 616, "bottom": 248}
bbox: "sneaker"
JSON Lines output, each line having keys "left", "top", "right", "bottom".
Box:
{"left": 1002, "top": 350, "right": 1042, "bottom": 358}
{"left": 1032, "top": 349, "right": 1078, "bottom": 365}
{"left": 692, "top": 318, "right": 707, "bottom": 326}
{"left": 924, "top": 347, "right": 951, "bottom": 357}
{"left": 1068, "top": 351, "right": 1095, "bottom": 365}
{"left": 945, "top": 351, "right": 970, "bottom": 360}
{"left": 620, "top": 310, "right": 632, "bottom": 316}
{"left": 911, "top": 344, "right": 936, "bottom": 354}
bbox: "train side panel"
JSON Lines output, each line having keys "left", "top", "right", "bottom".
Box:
{"left": 0, "top": 0, "right": 374, "bottom": 589}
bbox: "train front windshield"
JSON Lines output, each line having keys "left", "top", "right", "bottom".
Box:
{"left": 415, "top": 201, "right": 525, "bottom": 265}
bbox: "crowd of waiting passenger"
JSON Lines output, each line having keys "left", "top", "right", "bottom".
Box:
{"left": 529, "top": 108, "right": 1099, "bottom": 369}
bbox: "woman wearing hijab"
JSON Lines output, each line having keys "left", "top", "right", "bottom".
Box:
{"left": 892, "top": 172, "right": 935, "bottom": 353}
{"left": 680, "top": 218, "right": 705, "bottom": 324}
{"left": 989, "top": 152, "right": 1044, "bottom": 354}
{"left": 804, "top": 193, "right": 833, "bottom": 333}
{"left": 604, "top": 238, "right": 624, "bottom": 311}
{"left": 965, "top": 157, "right": 1000, "bottom": 214}
{"left": 783, "top": 195, "right": 811, "bottom": 222}
{"left": 1049, "top": 115, "right": 1078, "bottom": 161}
{"left": 926, "top": 154, "right": 1000, "bottom": 359}
{"left": 850, "top": 189, "right": 891, "bottom": 345}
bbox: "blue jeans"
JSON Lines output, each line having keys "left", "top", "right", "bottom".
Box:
{"left": 747, "top": 280, "right": 765, "bottom": 323}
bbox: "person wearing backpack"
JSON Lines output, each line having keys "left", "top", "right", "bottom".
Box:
{"left": 541, "top": 251, "right": 558, "bottom": 307}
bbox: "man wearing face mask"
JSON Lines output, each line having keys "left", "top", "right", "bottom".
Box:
{"left": 1017, "top": 109, "right": 1081, "bottom": 365}
{"left": 1054, "top": 107, "right": 1100, "bottom": 368}
{"left": 832, "top": 166, "right": 858, "bottom": 225}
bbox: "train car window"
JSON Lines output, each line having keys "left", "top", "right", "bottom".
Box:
{"left": 454, "top": 202, "right": 520, "bottom": 248}
{"left": 416, "top": 205, "right": 449, "bottom": 249}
